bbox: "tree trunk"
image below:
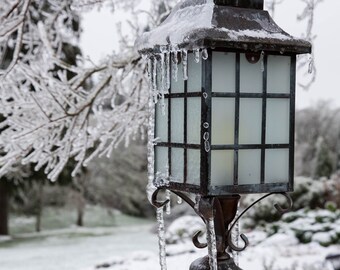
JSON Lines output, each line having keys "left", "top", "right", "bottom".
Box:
{"left": 35, "top": 181, "right": 44, "bottom": 233}
{"left": 75, "top": 187, "right": 85, "bottom": 227}
{"left": 0, "top": 180, "right": 9, "bottom": 235}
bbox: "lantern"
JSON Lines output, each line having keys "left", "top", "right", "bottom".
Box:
{"left": 137, "top": 0, "right": 311, "bottom": 196}
{"left": 136, "top": 0, "right": 311, "bottom": 269}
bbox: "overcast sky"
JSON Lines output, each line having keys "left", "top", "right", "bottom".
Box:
{"left": 80, "top": 0, "right": 340, "bottom": 109}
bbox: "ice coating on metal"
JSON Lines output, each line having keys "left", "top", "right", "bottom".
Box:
{"left": 165, "top": 190, "right": 171, "bottom": 215}
{"left": 135, "top": 0, "right": 311, "bottom": 55}
{"left": 207, "top": 218, "right": 218, "bottom": 270}
{"left": 202, "top": 48, "right": 209, "bottom": 60}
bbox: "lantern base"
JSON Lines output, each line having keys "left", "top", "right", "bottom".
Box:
{"left": 190, "top": 255, "right": 243, "bottom": 270}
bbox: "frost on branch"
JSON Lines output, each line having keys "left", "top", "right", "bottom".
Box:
{"left": 0, "top": 0, "right": 166, "bottom": 181}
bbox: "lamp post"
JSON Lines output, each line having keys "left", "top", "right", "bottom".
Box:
{"left": 136, "top": 0, "right": 311, "bottom": 269}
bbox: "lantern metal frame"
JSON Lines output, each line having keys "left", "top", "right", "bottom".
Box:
{"left": 154, "top": 48, "right": 296, "bottom": 196}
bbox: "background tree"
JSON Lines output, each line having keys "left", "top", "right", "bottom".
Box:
{"left": 314, "top": 136, "right": 334, "bottom": 179}
{"left": 295, "top": 101, "right": 340, "bottom": 178}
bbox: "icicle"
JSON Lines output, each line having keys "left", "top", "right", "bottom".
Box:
{"left": 202, "top": 48, "right": 209, "bottom": 60}
{"left": 172, "top": 51, "right": 179, "bottom": 81}
{"left": 308, "top": 55, "right": 314, "bottom": 74}
{"left": 146, "top": 70, "right": 156, "bottom": 204}
{"left": 152, "top": 58, "right": 158, "bottom": 90}
{"left": 232, "top": 219, "right": 240, "bottom": 266}
{"left": 207, "top": 218, "right": 218, "bottom": 270}
{"left": 160, "top": 53, "right": 166, "bottom": 116}
{"left": 152, "top": 57, "right": 158, "bottom": 103}
{"left": 194, "top": 48, "right": 200, "bottom": 63}
{"left": 177, "top": 196, "right": 183, "bottom": 205}
{"left": 165, "top": 52, "right": 171, "bottom": 90}
{"left": 161, "top": 53, "right": 166, "bottom": 93}
{"left": 182, "top": 49, "right": 188, "bottom": 80}
{"left": 147, "top": 58, "right": 152, "bottom": 82}
{"left": 157, "top": 207, "right": 167, "bottom": 270}
{"left": 165, "top": 189, "right": 171, "bottom": 215}
{"left": 260, "top": 51, "right": 265, "bottom": 72}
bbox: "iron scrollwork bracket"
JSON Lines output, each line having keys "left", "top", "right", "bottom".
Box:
{"left": 226, "top": 192, "right": 293, "bottom": 252}
{"left": 151, "top": 188, "right": 293, "bottom": 255}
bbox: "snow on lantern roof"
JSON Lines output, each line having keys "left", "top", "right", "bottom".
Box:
{"left": 136, "top": 0, "right": 311, "bottom": 55}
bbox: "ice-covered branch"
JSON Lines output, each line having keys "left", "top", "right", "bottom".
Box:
{"left": 0, "top": 0, "right": 156, "bottom": 180}
{"left": 297, "top": 0, "right": 324, "bottom": 90}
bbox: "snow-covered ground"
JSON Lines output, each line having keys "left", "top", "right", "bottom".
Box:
{"left": 0, "top": 223, "right": 338, "bottom": 270}
{"left": 0, "top": 225, "right": 157, "bottom": 270}
{"left": 91, "top": 231, "right": 339, "bottom": 270}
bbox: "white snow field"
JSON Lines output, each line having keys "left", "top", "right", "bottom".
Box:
{"left": 0, "top": 222, "right": 339, "bottom": 270}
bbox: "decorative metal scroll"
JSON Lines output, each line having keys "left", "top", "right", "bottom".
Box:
{"left": 151, "top": 188, "right": 293, "bottom": 254}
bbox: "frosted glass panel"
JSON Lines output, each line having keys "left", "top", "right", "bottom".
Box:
{"left": 211, "top": 151, "right": 234, "bottom": 186}
{"left": 171, "top": 99, "right": 184, "bottom": 143}
{"left": 155, "top": 147, "right": 168, "bottom": 176}
{"left": 171, "top": 61, "right": 184, "bottom": 93}
{"left": 239, "top": 98, "right": 262, "bottom": 144}
{"left": 212, "top": 98, "right": 235, "bottom": 145}
{"left": 238, "top": 150, "right": 261, "bottom": 185}
{"left": 171, "top": 148, "right": 184, "bottom": 183}
{"left": 240, "top": 53, "right": 262, "bottom": 93}
{"left": 212, "top": 52, "right": 235, "bottom": 93}
{"left": 187, "top": 98, "right": 201, "bottom": 144}
{"left": 266, "top": 99, "right": 290, "bottom": 144}
{"left": 155, "top": 99, "right": 168, "bottom": 142}
{"left": 188, "top": 53, "right": 202, "bottom": 92}
{"left": 187, "top": 150, "right": 201, "bottom": 185}
{"left": 265, "top": 149, "right": 289, "bottom": 183}
{"left": 267, "top": 55, "right": 291, "bottom": 94}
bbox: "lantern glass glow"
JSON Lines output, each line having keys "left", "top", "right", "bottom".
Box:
{"left": 154, "top": 49, "right": 295, "bottom": 195}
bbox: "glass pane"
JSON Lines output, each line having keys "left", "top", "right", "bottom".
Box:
{"left": 212, "top": 98, "right": 235, "bottom": 145}
{"left": 211, "top": 151, "right": 234, "bottom": 186}
{"left": 239, "top": 98, "right": 262, "bottom": 144}
{"left": 188, "top": 52, "right": 202, "bottom": 92}
{"left": 266, "top": 99, "right": 290, "bottom": 144}
{"left": 171, "top": 98, "right": 184, "bottom": 143}
{"left": 187, "top": 97, "right": 201, "bottom": 144}
{"left": 187, "top": 149, "right": 200, "bottom": 185}
{"left": 267, "top": 55, "right": 291, "bottom": 94}
{"left": 265, "top": 149, "right": 289, "bottom": 183}
{"left": 238, "top": 150, "right": 261, "bottom": 185}
{"left": 155, "top": 147, "right": 168, "bottom": 177}
{"left": 240, "top": 53, "right": 262, "bottom": 93}
{"left": 171, "top": 59, "right": 184, "bottom": 93}
{"left": 212, "top": 52, "right": 236, "bottom": 93}
{"left": 155, "top": 99, "right": 168, "bottom": 142}
{"left": 171, "top": 148, "right": 184, "bottom": 183}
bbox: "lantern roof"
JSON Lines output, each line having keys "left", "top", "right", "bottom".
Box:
{"left": 136, "top": 0, "right": 311, "bottom": 55}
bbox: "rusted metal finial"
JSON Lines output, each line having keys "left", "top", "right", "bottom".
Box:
{"left": 214, "top": 0, "right": 264, "bottom": 10}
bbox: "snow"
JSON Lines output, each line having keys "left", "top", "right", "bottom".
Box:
{"left": 0, "top": 225, "right": 157, "bottom": 270}
{"left": 136, "top": 1, "right": 215, "bottom": 51}
{"left": 0, "top": 220, "right": 339, "bottom": 270}
{"left": 136, "top": 0, "right": 310, "bottom": 54}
